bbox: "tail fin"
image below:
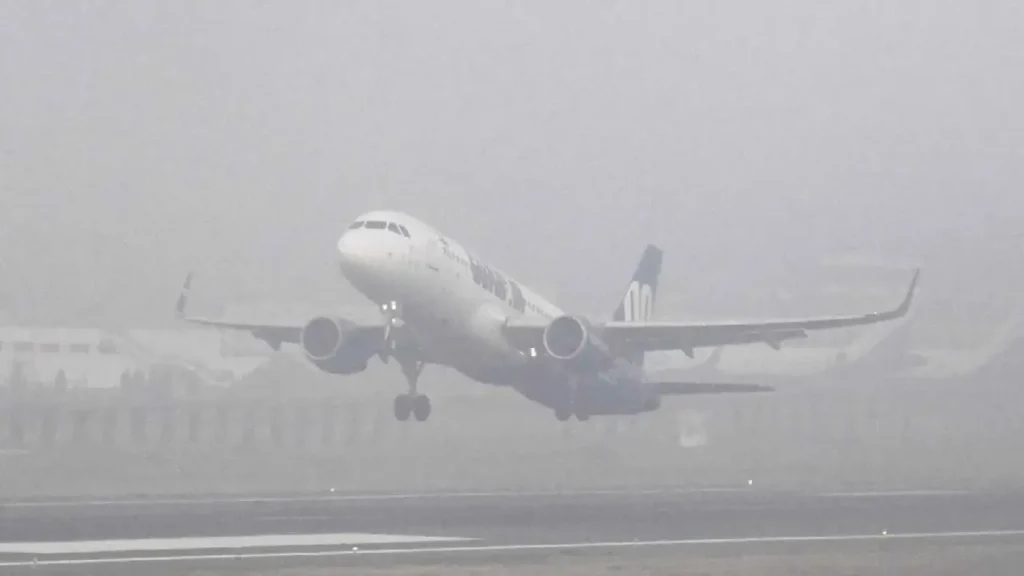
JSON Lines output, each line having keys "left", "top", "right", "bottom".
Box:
{"left": 612, "top": 245, "right": 663, "bottom": 367}
{"left": 174, "top": 272, "right": 193, "bottom": 318}
{"left": 612, "top": 244, "right": 663, "bottom": 322}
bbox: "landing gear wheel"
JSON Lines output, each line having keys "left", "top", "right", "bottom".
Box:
{"left": 393, "top": 394, "right": 412, "bottom": 421}
{"left": 412, "top": 395, "right": 431, "bottom": 422}
{"left": 554, "top": 407, "right": 572, "bottom": 422}
{"left": 395, "top": 358, "right": 426, "bottom": 421}
{"left": 574, "top": 407, "right": 591, "bottom": 422}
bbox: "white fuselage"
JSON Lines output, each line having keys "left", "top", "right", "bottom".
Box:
{"left": 336, "top": 210, "right": 562, "bottom": 380}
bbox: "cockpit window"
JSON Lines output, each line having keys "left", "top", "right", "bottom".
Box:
{"left": 348, "top": 220, "right": 364, "bottom": 229}
{"left": 397, "top": 225, "right": 411, "bottom": 238}
{"left": 364, "top": 220, "right": 387, "bottom": 229}
{"left": 387, "top": 222, "right": 403, "bottom": 235}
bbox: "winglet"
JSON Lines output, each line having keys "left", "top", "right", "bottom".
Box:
{"left": 894, "top": 268, "right": 920, "bottom": 317}
{"left": 174, "top": 272, "right": 193, "bottom": 319}
{"left": 871, "top": 267, "right": 918, "bottom": 322}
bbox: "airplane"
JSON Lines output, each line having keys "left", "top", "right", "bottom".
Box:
{"left": 174, "top": 210, "right": 919, "bottom": 422}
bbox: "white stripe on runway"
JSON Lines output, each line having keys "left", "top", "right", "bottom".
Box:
{"left": 0, "top": 533, "right": 474, "bottom": 555}
{"left": 1, "top": 529, "right": 1023, "bottom": 568}
{"left": 821, "top": 490, "right": 970, "bottom": 498}
{"left": 0, "top": 487, "right": 749, "bottom": 509}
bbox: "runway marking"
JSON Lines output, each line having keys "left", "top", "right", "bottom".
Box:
{"left": 821, "top": 490, "right": 971, "bottom": 498}
{"left": 257, "top": 515, "right": 338, "bottom": 522}
{"left": 0, "top": 533, "right": 475, "bottom": 555}
{"left": 2, "top": 529, "right": 1024, "bottom": 568}
{"left": 0, "top": 487, "right": 749, "bottom": 509}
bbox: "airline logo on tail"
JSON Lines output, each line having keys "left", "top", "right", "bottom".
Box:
{"left": 612, "top": 245, "right": 663, "bottom": 367}
{"left": 613, "top": 244, "right": 663, "bottom": 324}
{"left": 623, "top": 281, "right": 654, "bottom": 322}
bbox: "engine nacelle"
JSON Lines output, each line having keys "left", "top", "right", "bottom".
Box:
{"left": 300, "top": 316, "right": 374, "bottom": 375}
{"left": 542, "top": 315, "right": 614, "bottom": 371}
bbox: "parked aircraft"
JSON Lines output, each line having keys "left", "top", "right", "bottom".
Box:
{"left": 0, "top": 326, "right": 266, "bottom": 390}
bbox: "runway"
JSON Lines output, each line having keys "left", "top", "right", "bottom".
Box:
{"left": 2, "top": 487, "right": 1024, "bottom": 574}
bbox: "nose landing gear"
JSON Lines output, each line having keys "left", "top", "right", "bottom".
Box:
{"left": 378, "top": 300, "right": 402, "bottom": 364}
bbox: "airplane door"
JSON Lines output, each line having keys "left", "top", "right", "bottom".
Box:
{"left": 409, "top": 237, "right": 430, "bottom": 270}
{"left": 417, "top": 236, "right": 444, "bottom": 274}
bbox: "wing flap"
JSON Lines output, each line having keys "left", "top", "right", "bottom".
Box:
{"left": 652, "top": 381, "right": 774, "bottom": 395}
{"left": 634, "top": 328, "right": 808, "bottom": 352}
{"left": 175, "top": 314, "right": 305, "bottom": 344}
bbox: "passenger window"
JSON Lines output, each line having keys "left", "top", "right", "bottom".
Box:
{"left": 40, "top": 343, "right": 60, "bottom": 353}
{"left": 13, "top": 341, "right": 33, "bottom": 352}
{"left": 387, "top": 222, "right": 403, "bottom": 235}
{"left": 364, "top": 221, "right": 386, "bottom": 230}
{"left": 70, "top": 343, "right": 91, "bottom": 354}
{"left": 348, "top": 220, "right": 365, "bottom": 229}
{"left": 398, "top": 225, "right": 411, "bottom": 238}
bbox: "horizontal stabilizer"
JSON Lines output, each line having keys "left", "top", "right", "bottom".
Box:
{"left": 652, "top": 381, "right": 774, "bottom": 395}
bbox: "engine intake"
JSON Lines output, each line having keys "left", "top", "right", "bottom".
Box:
{"left": 299, "top": 316, "right": 373, "bottom": 375}
{"left": 301, "top": 316, "right": 346, "bottom": 360}
{"left": 543, "top": 315, "right": 588, "bottom": 360}
{"left": 542, "top": 315, "right": 615, "bottom": 372}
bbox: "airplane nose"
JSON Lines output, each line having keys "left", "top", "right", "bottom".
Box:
{"left": 337, "top": 232, "right": 366, "bottom": 272}
{"left": 337, "top": 228, "right": 408, "bottom": 280}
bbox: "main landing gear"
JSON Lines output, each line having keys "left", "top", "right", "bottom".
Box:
{"left": 393, "top": 358, "right": 431, "bottom": 422}
{"left": 555, "top": 403, "right": 590, "bottom": 422}
{"left": 554, "top": 379, "right": 590, "bottom": 422}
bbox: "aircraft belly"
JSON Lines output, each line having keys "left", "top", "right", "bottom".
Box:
{"left": 402, "top": 294, "right": 522, "bottom": 375}
{"left": 509, "top": 367, "right": 657, "bottom": 415}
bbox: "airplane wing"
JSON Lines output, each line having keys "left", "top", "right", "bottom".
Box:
{"left": 607, "top": 269, "right": 917, "bottom": 352}
{"left": 505, "top": 269, "right": 918, "bottom": 354}
{"left": 652, "top": 381, "right": 774, "bottom": 395}
{"left": 173, "top": 273, "right": 383, "bottom": 348}
{"left": 175, "top": 313, "right": 305, "bottom": 345}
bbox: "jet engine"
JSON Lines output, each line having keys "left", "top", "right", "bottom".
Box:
{"left": 300, "top": 316, "right": 374, "bottom": 375}
{"left": 542, "top": 315, "right": 614, "bottom": 371}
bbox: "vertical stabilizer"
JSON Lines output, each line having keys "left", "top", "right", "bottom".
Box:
{"left": 612, "top": 244, "right": 663, "bottom": 366}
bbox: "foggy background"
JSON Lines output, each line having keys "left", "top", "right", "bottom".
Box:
{"left": 2, "top": 0, "right": 1022, "bottom": 340}
{"left": 1, "top": 1, "right": 1024, "bottom": 503}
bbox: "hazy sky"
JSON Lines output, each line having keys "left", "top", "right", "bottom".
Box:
{"left": 2, "top": 1, "right": 1022, "bottom": 342}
